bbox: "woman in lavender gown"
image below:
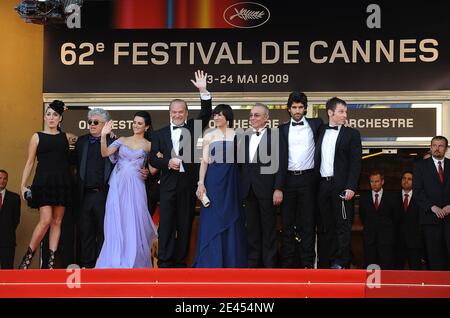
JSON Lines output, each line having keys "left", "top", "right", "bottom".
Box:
{"left": 95, "top": 111, "right": 158, "bottom": 268}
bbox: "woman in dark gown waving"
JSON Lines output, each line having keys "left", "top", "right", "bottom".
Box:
{"left": 194, "top": 104, "right": 247, "bottom": 268}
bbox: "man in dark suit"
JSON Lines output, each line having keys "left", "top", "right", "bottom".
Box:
{"left": 315, "top": 97, "right": 362, "bottom": 269}
{"left": 74, "top": 108, "right": 116, "bottom": 268}
{"left": 239, "top": 103, "right": 282, "bottom": 268}
{"left": 413, "top": 135, "right": 450, "bottom": 270}
{"left": 359, "top": 171, "right": 396, "bottom": 269}
{"left": 394, "top": 171, "right": 424, "bottom": 270}
{"left": 276, "top": 91, "right": 323, "bottom": 268}
{"left": 0, "top": 170, "right": 21, "bottom": 269}
{"left": 150, "top": 70, "right": 212, "bottom": 268}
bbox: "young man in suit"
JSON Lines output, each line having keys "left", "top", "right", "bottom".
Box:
{"left": 0, "top": 170, "right": 21, "bottom": 269}
{"left": 150, "top": 70, "right": 212, "bottom": 268}
{"left": 276, "top": 91, "right": 323, "bottom": 268}
{"left": 394, "top": 171, "right": 424, "bottom": 270}
{"left": 315, "top": 97, "right": 362, "bottom": 269}
{"left": 239, "top": 103, "right": 282, "bottom": 268}
{"left": 414, "top": 136, "right": 450, "bottom": 270}
{"left": 359, "top": 171, "right": 396, "bottom": 269}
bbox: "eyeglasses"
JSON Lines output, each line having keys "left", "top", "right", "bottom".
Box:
{"left": 249, "top": 113, "right": 263, "bottom": 118}
{"left": 88, "top": 120, "right": 103, "bottom": 126}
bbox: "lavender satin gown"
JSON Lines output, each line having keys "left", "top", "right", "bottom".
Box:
{"left": 96, "top": 139, "right": 158, "bottom": 268}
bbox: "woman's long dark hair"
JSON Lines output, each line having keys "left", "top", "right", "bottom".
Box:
{"left": 134, "top": 111, "right": 152, "bottom": 141}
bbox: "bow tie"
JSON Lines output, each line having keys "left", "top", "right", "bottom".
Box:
{"left": 89, "top": 135, "right": 101, "bottom": 144}
{"left": 252, "top": 128, "right": 264, "bottom": 136}
{"left": 326, "top": 125, "right": 339, "bottom": 130}
{"left": 173, "top": 124, "right": 187, "bottom": 130}
{"left": 291, "top": 121, "right": 304, "bottom": 126}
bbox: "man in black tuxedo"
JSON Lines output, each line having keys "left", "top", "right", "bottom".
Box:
{"left": 394, "top": 171, "right": 424, "bottom": 270}
{"left": 150, "top": 71, "right": 212, "bottom": 268}
{"left": 359, "top": 171, "right": 396, "bottom": 269}
{"left": 315, "top": 97, "right": 362, "bottom": 269}
{"left": 277, "top": 91, "right": 323, "bottom": 268}
{"left": 413, "top": 136, "right": 450, "bottom": 270}
{"left": 0, "top": 170, "right": 20, "bottom": 269}
{"left": 239, "top": 103, "right": 282, "bottom": 268}
{"left": 74, "top": 108, "right": 116, "bottom": 268}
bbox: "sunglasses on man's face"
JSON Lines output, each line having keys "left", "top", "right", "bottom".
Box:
{"left": 88, "top": 120, "right": 103, "bottom": 126}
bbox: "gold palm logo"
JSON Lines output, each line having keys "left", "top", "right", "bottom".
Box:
{"left": 229, "top": 8, "right": 265, "bottom": 21}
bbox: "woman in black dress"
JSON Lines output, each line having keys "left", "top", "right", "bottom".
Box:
{"left": 18, "top": 100, "right": 77, "bottom": 269}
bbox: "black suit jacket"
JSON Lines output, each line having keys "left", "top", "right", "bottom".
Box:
{"left": 74, "top": 134, "right": 114, "bottom": 204}
{"left": 413, "top": 157, "right": 450, "bottom": 225}
{"left": 150, "top": 97, "right": 212, "bottom": 191}
{"left": 359, "top": 191, "right": 396, "bottom": 245}
{"left": 277, "top": 118, "right": 323, "bottom": 191}
{"left": 395, "top": 191, "right": 423, "bottom": 249}
{"left": 239, "top": 128, "right": 283, "bottom": 200}
{"left": 0, "top": 190, "right": 21, "bottom": 247}
{"left": 314, "top": 125, "right": 362, "bottom": 192}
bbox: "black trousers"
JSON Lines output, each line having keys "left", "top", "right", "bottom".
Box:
{"left": 317, "top": 179, "right": 354, "bottom": 269}
{"left": 158, "top": 177, "right": 196, "bottom": 268}
{"left": 79, "top": 191, "right": 106, "bottom": 268}
{"left": 280, "top": 172, "right": 317, "bottom": 268}
{"left": 0, "top": 247, "right": 15, "bottom": 269}
{"left": 422, "top": 221, "right": 450, "bottom": 270}
{"left": 394, "top": 246, "right": 423, "bottom": 270}
{"left": 364, "top": 240, "right": 395, "bottom": 269}
{"left": 243, "top": 187, "right": 277, "bottom": 268}
{"left": 146, "top": 176, "right": 160, "bottom": 217}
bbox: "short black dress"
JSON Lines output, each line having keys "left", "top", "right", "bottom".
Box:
{"left": 29, "top": 132, "right": 71, "bottom": 209}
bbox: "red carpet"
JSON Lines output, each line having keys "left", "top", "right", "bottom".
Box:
{"left": 0, "top": 269, "right": 449, "bottom": 298}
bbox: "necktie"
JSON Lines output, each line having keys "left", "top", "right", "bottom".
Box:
{"left": 438, "top": 161, "right": 444, "bottom": 183}
{"left": 173, "top": 124, "right": 187, "bottom": 130}
{"left": 88, "top": 135, "right": 101, "bottom": 144}
{"left": 0, "top": 192, "right": 2, "bottom": 209}
{"left": 291, "top": 121, "right": 304, "bottom": 127}
{"left": 403, "top": 193, "right": 409, "bottom": 212}
{"left": 374, "top": 193, "right": 379, "bottom": 210}
{"left": 326, "top": 125, "right": 338, "bottom": 130}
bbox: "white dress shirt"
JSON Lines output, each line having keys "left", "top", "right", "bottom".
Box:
{"left": 320, "top": 125, "right": 341, "bottom": 177}
{"left": 0, "top": 188, "right": 5, "bottom": 207}
{"left": 170, "top": 123, "right": 186, "bottom": 172}
{"left": 432, "top": 157, "right": 445, "bottom": 172}
{"left": 372, "top": 189, "right": 383, "bottom": 204}
{"left": 402, "top": 189, "right": 412, "bottom": 206}
{"left": 170, "top": 91, "right": 211, "bottom": 173}
{"left": 288, "top": 118, "right": 315, "bottom": 171}
{"left": 249, "top": 128, "right": 266, "bottom": 162}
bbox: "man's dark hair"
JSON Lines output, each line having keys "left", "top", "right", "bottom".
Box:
{"left": 401, "top": 170, "right": 413, "bottom": 178}
{"left": 369, "top": 170, "right": 384, "bottom": 180}
{"left": 287, "top": 91, "right": 308, "bottom": 109}
{"left": 431, "top": 135, "right": 449, "bottom": 148}
{"left": 326, "top": 97, "right": 347, "bottom": 112}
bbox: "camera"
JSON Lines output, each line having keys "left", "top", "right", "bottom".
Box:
{"left": 339, "top": 191, "right": 346, "bottom": 199}
{"left": 24, "top": 190, "right": 33, "bottom": 202}
{"left": 15, "top": 0, "right": 83, "bottom": 25}
{"left": 201, "top": 193, "right": 211, "bottom": 208}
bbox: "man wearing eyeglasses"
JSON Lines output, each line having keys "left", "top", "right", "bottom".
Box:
{"left": 239, "top": 103, "right": 282, "bottom": 268}
{"left": 74, "top": 108, "right": 149, "bottom": 268}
